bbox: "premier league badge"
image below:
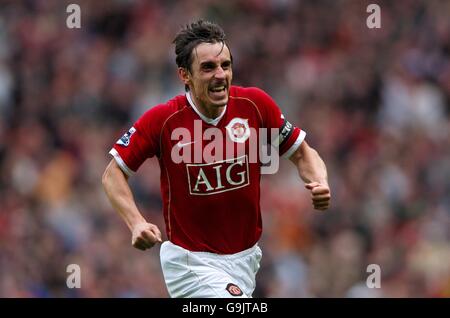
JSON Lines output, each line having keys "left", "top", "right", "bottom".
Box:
{"left": 116, "top": 127, "right": 136, "bottom": 147}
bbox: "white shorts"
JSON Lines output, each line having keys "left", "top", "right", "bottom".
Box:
{"left": 160, "top": 241, "right": 263, "bottom": 298}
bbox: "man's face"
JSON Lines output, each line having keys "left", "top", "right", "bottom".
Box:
{"left": 184, "top": 42, "right": 233, "bottom": 113}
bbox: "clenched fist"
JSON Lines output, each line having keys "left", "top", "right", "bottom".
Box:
{"left": 305, "top": 182, "right": 331, "bottom": 211}
{"left": 131, "top": 222, "right": 162, "bottom": 250}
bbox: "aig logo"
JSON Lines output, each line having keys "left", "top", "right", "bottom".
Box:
{"left": 186, "top": 155, "right": 250, "bottom": 195}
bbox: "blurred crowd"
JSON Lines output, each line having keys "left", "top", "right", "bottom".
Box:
{"left": 0, "top": 0, "right": 449, "bottom": 297}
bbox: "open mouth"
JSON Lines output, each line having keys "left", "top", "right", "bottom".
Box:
{"left": 208, "top": 84, "right": 228, "bottom": 101}
{"left": 209, "top": 85, "right": 227, "bottom": 93}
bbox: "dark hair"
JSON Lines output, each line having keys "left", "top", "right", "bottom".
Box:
{"left": 173, "top": 19, "right": 228, "bottom": 72}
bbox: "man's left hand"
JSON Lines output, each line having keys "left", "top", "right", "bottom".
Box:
{"left": 305, "top": 182, "right": 331, "bottom": 211}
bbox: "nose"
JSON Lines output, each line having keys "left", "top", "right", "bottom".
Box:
{"left": 214, "top": 66, "right": 226, "bottom": 79}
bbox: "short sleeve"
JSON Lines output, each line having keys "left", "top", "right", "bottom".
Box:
{"left": 109, "top": 105, "right": 164, "bottom": 176}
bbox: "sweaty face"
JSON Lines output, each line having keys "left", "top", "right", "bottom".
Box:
{"left": 187, "top": 42, "right": 233, "bottom": 117}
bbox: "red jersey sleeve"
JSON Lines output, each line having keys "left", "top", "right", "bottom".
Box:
{"left": 244, "top": 87, "right": 306, "bottom": 158}
{"left": 109, "top": 104, "right": 168, "bottom": 176}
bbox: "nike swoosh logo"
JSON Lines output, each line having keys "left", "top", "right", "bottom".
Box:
{"left": 177, "top": 141, "right": 196, "bottom": 148}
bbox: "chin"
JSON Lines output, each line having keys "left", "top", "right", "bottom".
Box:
{"left": 212, "top": 100, "right": 228, "bottom": 107}
{"left": 218, "top": 95, "right": 229, "bottom": 106}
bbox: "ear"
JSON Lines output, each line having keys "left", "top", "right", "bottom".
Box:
{"left": 178, "top": 68, "right": 190, "bottom": 86}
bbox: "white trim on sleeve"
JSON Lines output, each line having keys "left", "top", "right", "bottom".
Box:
{"left": 109, "top": 148, "right": 135, "bottom": 177}
{"left": 282, "top": 130, "right": 306, "bottom": 159}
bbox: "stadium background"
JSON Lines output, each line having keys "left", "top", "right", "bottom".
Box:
{"left": 0, "top": 0, "right": 449, "bottom": 297}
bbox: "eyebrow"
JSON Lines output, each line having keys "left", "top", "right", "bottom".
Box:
{"left": 199, "top": 59, "right": 232, "bottom": 67}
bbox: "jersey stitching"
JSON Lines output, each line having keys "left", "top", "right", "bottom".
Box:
{"left": 158, "top": 105, "right": 189, "bottom": 241}
{"left": 163, "top": 162, "right": 172, "bottom": 240}
{"left": 158, "top": 105, "right": 189, "bottom": 158}
{"left": 229, "top": 96, "right": 264, "bottom": 126}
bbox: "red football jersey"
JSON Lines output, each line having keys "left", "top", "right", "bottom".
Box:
{"left": 110, "top": 86, "right": 306, "bottom": 254}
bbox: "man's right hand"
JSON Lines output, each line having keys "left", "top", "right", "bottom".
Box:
{"left": 131, "top": 222, "right": 162, "bottom": 250}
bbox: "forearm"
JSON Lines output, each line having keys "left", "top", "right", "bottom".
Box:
{"left": 291, "top": 142, "right": 328, "bottom": 185}
{"left": 102, "top": 160, "right": 146, "bottom": 231}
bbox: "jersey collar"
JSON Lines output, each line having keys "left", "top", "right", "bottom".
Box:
{"left": 186, "top": 91, "right": 227, "bottom": 126}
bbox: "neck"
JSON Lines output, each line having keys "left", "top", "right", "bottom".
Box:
{"left": 190, "top": 92, "right": 225, "bottom": 119}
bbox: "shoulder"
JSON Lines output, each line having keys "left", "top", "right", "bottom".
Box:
{"left": 229, "top": 86, "right": 278, "bottom": 125}
{"left": 230, "top": 85, "right": 279, "bottom": 116}
{"left": 138, "top": 94, "right": 188, "bottom": 125}
{"left": 230, "top": 85, "right": 272, "bottom": 102}
{"left": 136, "top": 94, "right": 189, "bottom": 137}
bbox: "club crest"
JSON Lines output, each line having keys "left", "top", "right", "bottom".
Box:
{"left": 226, "top": 118, "right": 250, "bottom": 143}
